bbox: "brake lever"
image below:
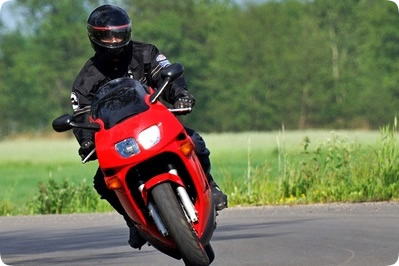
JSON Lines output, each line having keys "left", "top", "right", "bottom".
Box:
{"left": 82, "top": 148, "right": 96, "bottom": 164}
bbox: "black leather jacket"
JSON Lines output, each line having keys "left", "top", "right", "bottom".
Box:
{"left": 71, "top": 40, "right": 194, "bottom": 144}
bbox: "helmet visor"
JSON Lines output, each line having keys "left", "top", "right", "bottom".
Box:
{"left": 88, "top": 23, "right": 131, "bottom": 49}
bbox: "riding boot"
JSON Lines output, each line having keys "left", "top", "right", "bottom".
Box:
{"left": 183, "top": 127, "right": 228, "bottom": 210}
{"left": 207, "top": 174, "right": 228, "bottom": 211}
{"left": 93, "top": 168, "right": 146, "bottom": 249}
{"left": 126, "top": 218, "right": 147, "bottom": 250}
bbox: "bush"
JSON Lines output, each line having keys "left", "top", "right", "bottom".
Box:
{"left": 0, "top": 199, "right": 15, "bottom": 216}
{"left": 29, "top": 178, "right": 111, "bottom": 214}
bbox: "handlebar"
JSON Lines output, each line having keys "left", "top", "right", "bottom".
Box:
{"left": 168, "top": 107, "right": 192, "bottom": 114}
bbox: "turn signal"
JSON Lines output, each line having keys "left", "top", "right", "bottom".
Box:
{"left": 106, "top": 176, "right": 123, "bottom": 190}
{"left": 180, "top": 140, "right": 194, "bottom": 156}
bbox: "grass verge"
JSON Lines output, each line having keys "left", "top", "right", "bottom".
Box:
{"left": 221, "top": 121, "right": 399, "bottom": 206}
{"left": 0, "top": 123, "right": 397, "bottom": 215}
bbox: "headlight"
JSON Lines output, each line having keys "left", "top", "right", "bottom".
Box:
{"left": 138, "top": 125, "right": 160, "bottom": 150}
{"left": 115, "top": 138, "right": 140, "bottom": 158}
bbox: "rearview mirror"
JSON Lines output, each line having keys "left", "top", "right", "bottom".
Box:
{"left": 52, "top": 114, "right": 73, "bottom": 132}
{"left": 52, "top": 114, "right": 101, "bottom": 132}
{"left": 160, "top": 63, "right": 184, "bottom": 82}
{"left": 150, "top": 63, "right": 184, "bottom": 104}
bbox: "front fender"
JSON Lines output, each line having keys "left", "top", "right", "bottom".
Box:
{"left": 141, "top": 173, "right": 185, "bottom": 205}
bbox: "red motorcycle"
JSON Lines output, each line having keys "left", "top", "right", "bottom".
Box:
{"left": 52, "top": 63, "right": 216, "bottom": 266}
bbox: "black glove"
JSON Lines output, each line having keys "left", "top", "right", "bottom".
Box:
{"left": 173, "top": 97, "right": 194, "bottom": 115}
{"left": 78, "top": 140, "right": 97, "bottom": 161}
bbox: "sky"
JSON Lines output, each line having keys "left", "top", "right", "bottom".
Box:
{"left": 0, "top": 0, "right": 273, "bottom": 30}
{"left": 0, "top": 0, "right": 17, "bottom": 29}
{"left": 0, "top": 0, "right": 11, "bottom": 10}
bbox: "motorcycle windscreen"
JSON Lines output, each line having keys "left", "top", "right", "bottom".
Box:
{"left": 91, "top": 78, "right": 150, "bottom": 129}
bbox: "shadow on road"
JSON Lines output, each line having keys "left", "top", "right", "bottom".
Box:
{"left": 212, "top": 218, "right": 318, "bottom": 241}
{"left": 1, "top": 226, "right": 128, "bottom": 255}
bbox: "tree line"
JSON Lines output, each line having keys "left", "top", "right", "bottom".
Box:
{"left": 1, "top": 0, "right": 398, "bottom": 137}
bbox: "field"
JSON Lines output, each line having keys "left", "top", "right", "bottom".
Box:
{"left": 0, "top": 129, "right": 397, "bottom": 215}
{"left": 205, "top": 130, "right": 380, "bottom": 177}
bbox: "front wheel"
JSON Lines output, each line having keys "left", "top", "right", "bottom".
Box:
{"left": 151, "top": 182, "right": 210, "bottom": 266}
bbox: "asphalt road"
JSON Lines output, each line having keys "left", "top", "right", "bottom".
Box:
{"left": 1, "top": 202, "right": 399, "bottom": 266}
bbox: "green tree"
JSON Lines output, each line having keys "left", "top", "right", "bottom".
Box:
{"left": 0, "top": 0, "right": 101, "bottom": 135}
{"left": 122, "top": 0, "right": 234, "bottom": 130}
{"left": 309, "top": 0, "right": 399, "bottom": 128}
{"left": 1, "top": 0, "right": 399, "bottom": 135}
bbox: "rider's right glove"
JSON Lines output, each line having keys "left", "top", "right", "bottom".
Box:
{"left": 173, "top": 97, "right": 195, "bottom": 115}
{"left": 78, "top": 140, "right": 97, "bottom": 161}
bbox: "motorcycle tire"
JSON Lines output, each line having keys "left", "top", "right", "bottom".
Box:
{"left": 151, "top": 182, "right": 210, "bottom": 266}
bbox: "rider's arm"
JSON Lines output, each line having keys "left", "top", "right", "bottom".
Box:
{"left": 71, "top": 92, "right": 94, "bottom": 145}
{"left": 70, "top": 59, "right": 104, "bottom": 145}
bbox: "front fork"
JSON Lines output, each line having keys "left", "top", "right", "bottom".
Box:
{"left": 139, "top": 168, "right": 199, "bottom": 236}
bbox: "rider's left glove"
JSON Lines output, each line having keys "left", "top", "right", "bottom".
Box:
{"left": 78, "top": 140, "right": 97, "bottom": 161}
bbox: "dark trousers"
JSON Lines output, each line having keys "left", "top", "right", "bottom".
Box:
{"left": 93, "top": 127, "right": 211, "bottom": 223}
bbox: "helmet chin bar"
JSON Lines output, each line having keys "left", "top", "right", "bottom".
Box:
{"left": 92, "top": 41, "right": 128, "bottom": 61}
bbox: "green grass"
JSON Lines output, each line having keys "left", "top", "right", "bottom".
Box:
{"left": 212, "top": 128, "right": 398, "bottom": 206}
{"left": 207, "top": 130, "right": 380, "bottom": 182}
{"left": 0, "top": 136, "right": 100, "bottom": 214}
{"left": 0, "top": 161, "right": 96, "bottom": 202}
{"left": 0, "top": 128, "right": 396, "bottom": 215}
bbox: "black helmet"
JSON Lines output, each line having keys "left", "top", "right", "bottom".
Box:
{"left": 87, "top": 5, "right": 131, "bottom": 51}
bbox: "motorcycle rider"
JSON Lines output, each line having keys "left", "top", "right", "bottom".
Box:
{"left": 70, "top": 4, "right": 228, "bottom": 250}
